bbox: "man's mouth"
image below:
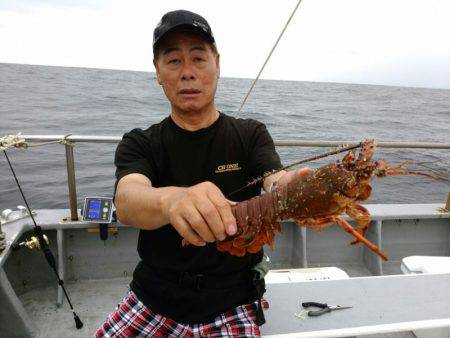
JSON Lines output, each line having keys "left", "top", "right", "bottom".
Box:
{"left": 179, "top": 89, "right": 201, "bottom": 95}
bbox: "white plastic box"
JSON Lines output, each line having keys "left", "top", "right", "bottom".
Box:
{"left": 401, "top": 255, "right": 450, "bottom": 338}
{"left": 401, "top": 255, "right": 450, "bottom": 274}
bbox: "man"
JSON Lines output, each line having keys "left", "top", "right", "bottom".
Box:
{"left": 95, "top": 10, "right": 310, "bottom": 337}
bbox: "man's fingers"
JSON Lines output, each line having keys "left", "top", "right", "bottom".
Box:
{"left": 288, "top": 168, "right": 312, "bottom": 181}
{"left": 182, "top": 208, "right": 216, "bottom": 243}
{"left": 207, "top": 191, "right": 237, "bottom": 237}
{"left": 276, "top": 167, "right": 313, "bottom": 189}
{"left": 172, "top": 215, "right": 206, "bottom": 246}
{"left": 297, "top": 167, "right": 313, "bottom": 176}
{"left": 170, "top": 181, "right": 237, "bottom": 245}
{"left": 195, "top": 199, "right": 227, "bottom": 241}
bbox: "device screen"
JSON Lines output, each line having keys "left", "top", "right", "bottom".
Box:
{"left": 87, "top": 200, "right": 101, "bottom": 219}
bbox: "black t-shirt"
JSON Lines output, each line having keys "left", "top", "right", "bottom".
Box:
{"left": 114, "top": 112, "right": 282, "bottom": 323}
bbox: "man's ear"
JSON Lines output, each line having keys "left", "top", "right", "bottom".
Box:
{"left": 215, "top": 53, "right": 220, "bottom": 79}
{"left": 153, "top": 59, "right": 162, "bottom": 85}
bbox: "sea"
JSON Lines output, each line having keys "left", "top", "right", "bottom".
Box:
{"left": 0, "top": 62, "right": 449, "bottom": 211}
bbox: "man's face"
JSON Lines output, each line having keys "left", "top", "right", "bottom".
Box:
{"left": 154, "top": 30, "right": 220, "bottom": 114}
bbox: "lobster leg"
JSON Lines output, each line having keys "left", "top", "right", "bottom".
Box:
{"left": 345, "top": 204, "right": 371, "bottom": 245}
{"left": 333, "top": 216, "right": 388, "bottom": 261}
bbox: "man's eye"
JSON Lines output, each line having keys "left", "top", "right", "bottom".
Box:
{"left": 194, "top": 57, "right": 205, "bottom": 62}
{"left": 168, "top": 59, "right": 179, "bottom": 64}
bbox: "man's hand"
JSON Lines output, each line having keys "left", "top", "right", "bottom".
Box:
{"left": 161, "top": 181, "right": 237, "bottom": 247}
{"left": 276, "top": 167, "right": 313, "bottom": 189}
{"left": 264, "top": 167, "right": 313, "bottom": 192}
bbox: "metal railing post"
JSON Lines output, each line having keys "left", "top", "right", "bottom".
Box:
{"left": 65, "top": 143, "right": 79, "bottom": 221}
{"left": 445, "top": 192, "right": 450, "bottom": 211}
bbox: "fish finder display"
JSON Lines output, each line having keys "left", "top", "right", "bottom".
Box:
{"left": 83, "top": 197, "right": 114, "bottom": 223}
{"left": 88, "top": 200, "right": 101, "bottom": 219}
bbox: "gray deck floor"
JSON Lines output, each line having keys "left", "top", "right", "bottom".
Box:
{"left": 19, "top": 277, "right": 417, "bottom": 338}
{"left": 20, "top": 277, "right": 131, "bottom": 338}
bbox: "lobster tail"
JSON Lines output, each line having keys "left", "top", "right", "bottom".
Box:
{"left": 216, "top": 192, "right": 282, "bottom": 256}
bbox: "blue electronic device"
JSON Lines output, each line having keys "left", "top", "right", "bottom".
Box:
{"left": 82, "top": 197, "right": 114, "bottom": 223}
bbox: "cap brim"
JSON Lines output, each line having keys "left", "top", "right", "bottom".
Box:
{"left": 153, "top": 23, "right": 215, "bottom": 50}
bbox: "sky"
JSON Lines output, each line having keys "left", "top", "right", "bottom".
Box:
{"left": 1, "top": 0, "right": 450, "bottom": 89}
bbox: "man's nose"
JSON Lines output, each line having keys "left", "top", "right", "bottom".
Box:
{"left": 180, "top": 61, "right": 196, "bottom": 81}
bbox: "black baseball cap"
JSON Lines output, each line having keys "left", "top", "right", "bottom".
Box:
{"left": 153, "top": 10, "right": 215, "bottom": 54}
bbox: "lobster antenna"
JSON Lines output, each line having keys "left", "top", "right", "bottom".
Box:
{"left": 389, "top": 159, "right": 450, "bottom": 183}
{"left": 388, "top": 169, "right": 450, "bottom": 184}
{"left": 410, "top": 161, "right": 450, "bottom": 179}
{"left": 227, "top": 142, "right": 363, "bottom": 197}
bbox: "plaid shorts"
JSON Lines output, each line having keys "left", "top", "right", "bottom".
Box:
{"left": 94, "top": 290, "right": 261, "bottom": 337}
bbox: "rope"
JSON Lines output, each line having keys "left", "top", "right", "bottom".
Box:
{"left": 237, "top": 0, "right": 304, "bottom": 113}
{"left": 0, "top": 134, "right": 27, "bottom": 151}
{"left": 0, "top": 133, "right": 73, "bottom": 151}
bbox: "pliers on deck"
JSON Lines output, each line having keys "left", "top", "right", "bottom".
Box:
{"left": 301, "top": 302, "right": 352, "bottom": 317}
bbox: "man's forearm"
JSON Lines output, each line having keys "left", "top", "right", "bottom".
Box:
{"left": 115, "top": 182, "right": 183, "bottom": 230}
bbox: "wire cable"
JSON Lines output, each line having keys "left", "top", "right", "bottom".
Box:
{"left": 237, "top": 0, "right": 304, "bottom": 113}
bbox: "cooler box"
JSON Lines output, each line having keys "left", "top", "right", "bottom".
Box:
{"left": 401, "top": 255, "right": 450, "bottom": 274}
{"left": 401, "top": 255, "right": 450, "bottom": 338}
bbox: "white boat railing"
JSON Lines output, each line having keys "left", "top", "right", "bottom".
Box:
{"left": 6, "top": 135, "right": 450, "bottom": 222}
{"left": 19, "top": 135, "right": 450, "bottom": 148}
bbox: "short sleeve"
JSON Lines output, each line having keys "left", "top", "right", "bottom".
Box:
{"left": 113, "top": 128, "right": 157, "bottom": 198}
{"left": 248, "top": 121, "right": 282, "bottom": 178}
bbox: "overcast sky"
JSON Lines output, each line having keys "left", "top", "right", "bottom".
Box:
{"left": 1, "top": 0, "right": 449, "bottom": 89}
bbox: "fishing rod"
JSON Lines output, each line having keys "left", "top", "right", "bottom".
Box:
{"left": 2, "top": 149, "right": 83, "bottom": 329}
{"left": 227, "top": 142, "right": 363, "bottom": 197}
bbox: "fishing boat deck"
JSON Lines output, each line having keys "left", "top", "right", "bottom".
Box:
{"left": 1, "top": 204, "right": 449, "bottom": 337}
{"left": 18, "top": 276, "right": 431, "bottom": 338}
{"left": 20, "top": 277, "right": 130, "bottom": 338}
{"left": 261, "top": 273, "right": 450, "bottom": 338}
